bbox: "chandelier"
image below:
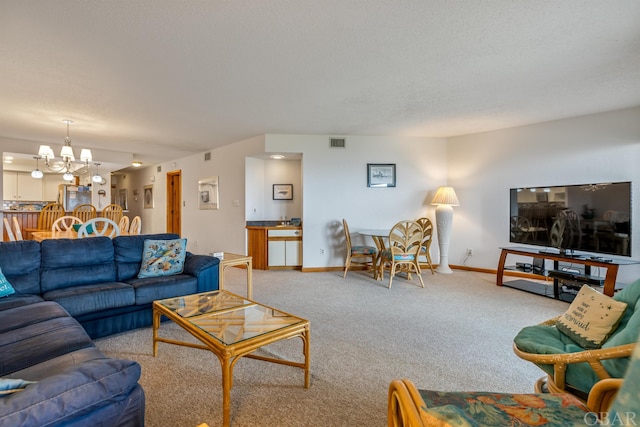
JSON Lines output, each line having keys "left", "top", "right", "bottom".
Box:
{"left": 33, "top": 120, "right": 93, "bottom": 181}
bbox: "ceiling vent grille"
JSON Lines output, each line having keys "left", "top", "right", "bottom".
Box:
{"left": 329, "top": 138, "right": 346, "bottom": 148}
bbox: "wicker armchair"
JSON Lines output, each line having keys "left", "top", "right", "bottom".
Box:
{"left": 388, "top": 373, "right": 626, "bottom": 427}
{"left": 513, "top": 279, "right": 640, "bottom": 400}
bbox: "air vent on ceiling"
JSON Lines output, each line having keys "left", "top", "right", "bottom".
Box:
{"left": 329, "top": 138, "right": 346, "bottom": 148}
{"left": 204, "top": 152, "right": 211, "bottom": 161}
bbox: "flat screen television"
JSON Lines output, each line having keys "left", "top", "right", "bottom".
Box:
{"left": 509, "top": 181, "right": 632, "bottom": 257}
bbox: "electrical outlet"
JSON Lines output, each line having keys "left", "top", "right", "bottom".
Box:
{"left": 321, "top": 248, "right": 325, "bottom": 254}
{"left": 466, "top": 248, "right": 473, "bottom": 256}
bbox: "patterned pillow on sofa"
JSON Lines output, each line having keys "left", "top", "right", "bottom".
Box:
{"left": 138, "top": 239, "right": 187, "bottom": 278}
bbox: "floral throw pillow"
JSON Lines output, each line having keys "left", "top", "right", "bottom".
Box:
{"left": 0, "top": 268, "right": 15, "bottom": 298}
{"left": 138, "top": 238, "right": 187, "bottom": 278}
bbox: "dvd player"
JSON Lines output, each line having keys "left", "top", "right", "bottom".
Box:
{"left": 548, "top": 269, "right": 604, "bottom": 287}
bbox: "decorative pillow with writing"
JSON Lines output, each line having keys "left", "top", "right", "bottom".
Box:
{"left": 556, "top": 285, "right": 627, "bottom": 349}
{"left": 0, "top": 268, "right": 15, "bottom": 298}
{"left": 138, "top": 238, "right": 187, "bottom": 278}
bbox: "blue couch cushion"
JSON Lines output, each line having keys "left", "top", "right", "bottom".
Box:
{"left": 113, "top": 233, "right": 180, "bottom": 281}
{"left": 40, "top": 237, "right": 116, "bottom": 293}
{"left": 0, "top": 358, "right": 141, "bottom": 427}
{"left": 126, "top": 274, "right": 198, "bottom": 305}
{"left": 0, "top": 294, "right": 45, "bottom": 312}
{"left": 0, "top": 241, "right": 41, "bottom": 295}
{"left": 0, "top": 303, "right": 95, "bottom": 376}
{"left": 43, "top": 282, "right": 136, "bottom": 317}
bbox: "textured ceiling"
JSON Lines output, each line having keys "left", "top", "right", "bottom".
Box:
{"left": 1, "top": 1, "right": 639, "bottom": 167}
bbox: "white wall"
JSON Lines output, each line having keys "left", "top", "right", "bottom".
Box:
{"left": 129, "top": 135, "right": 266, "bottom": 255}
{"left": 447, "top": 106, "right": 640, "bottom": 283}
{"left": 264, "top": 134, "right": 448, "bottom": 268}
{"left": 246, "top": 158, "right": 302, "bottom": 222}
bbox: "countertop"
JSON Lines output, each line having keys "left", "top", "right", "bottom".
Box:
{"left": 246, "top": 220, "right": 301, "bottom": 229}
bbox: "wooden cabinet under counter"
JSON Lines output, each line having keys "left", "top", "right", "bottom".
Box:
{"left": 247, "top": 225, "right": 302, "bottom": 270}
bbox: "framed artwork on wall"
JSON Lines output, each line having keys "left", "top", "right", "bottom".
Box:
{"left": 367, "top": 163, "right": 396, "bottom": 187}
{"left": 144, "top": 185, "right": 154, "bottom": 209}
{"left": 198, "top": 176, "right": 219, "bottom": 210}
{"left": 273, "top": 184, "right": 293, "bottom": 200}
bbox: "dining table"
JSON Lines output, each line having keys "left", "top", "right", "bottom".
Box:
{"left": 358, "top": 228, "right": 391, "bottom": 280}
{"left": 31, "top": 229, "right": 130, "bottom": 242}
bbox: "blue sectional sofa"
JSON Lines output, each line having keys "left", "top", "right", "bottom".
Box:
{"left": 0, "top": 233, "right": 220, "bottom": 426}
{"left": 0, "top": 233, "right": 220, "bottom": 338}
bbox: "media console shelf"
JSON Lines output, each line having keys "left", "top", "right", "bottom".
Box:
{"left": 497, "top": 247, "right": 638, "bottom": 299}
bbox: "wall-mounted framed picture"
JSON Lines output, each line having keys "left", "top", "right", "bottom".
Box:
{"left": 273, "top": 184, "right": 293, "bottom": 200}
{"left": 367, "top": 163, "right": 396, "bottom": 187}
{"left": 143, "top": 185, "right": 154, "bottom": 209}
{"left": 118, "top": 189, "right": 128, "bottom": 210}
{"left": 198, "top": 176, "right": 219, "bottom": 210}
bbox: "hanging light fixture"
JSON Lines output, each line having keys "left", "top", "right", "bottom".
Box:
{"left": 30, "top": 156, "right": 44, "bottom": 179}
{"left": 92, "top": 162, "right": 103, "bottom": 183}
{"left": 36, "top": 120, "right": 94, "bottom": 178}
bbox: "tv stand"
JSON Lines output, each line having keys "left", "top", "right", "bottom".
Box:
{"left": 497, "top": 247, "right": 636, "bottom": 298}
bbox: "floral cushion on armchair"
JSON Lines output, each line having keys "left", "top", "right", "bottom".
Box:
{"left": 418, "top": 390, "right": 596, "bottom": 426}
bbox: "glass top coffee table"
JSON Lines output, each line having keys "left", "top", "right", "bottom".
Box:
{"left": 152, "top": 290, "right": 310, "bottom": 427}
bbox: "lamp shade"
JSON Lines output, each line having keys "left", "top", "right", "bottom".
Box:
{"left": 431, "top": 186, "right": 460, "bottom": 206}
{"left": 60, "top": 145, "right": 75, "bottom": 161}
{"left": 80, "top": 149, "right": 92, "bottom": 162}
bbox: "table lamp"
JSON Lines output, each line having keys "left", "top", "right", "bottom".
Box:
{"left": 431, "top": 186, "right": 460, "bottom": 274}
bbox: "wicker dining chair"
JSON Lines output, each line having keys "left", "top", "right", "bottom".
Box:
{"left": 52, "top": 215, "right": 83, "bottom": 231}
{"left": 101, "top": 204, "right": 123, "bottom": 223}
{"left": 415, "top": 217, "right": 435, "bottom": 274}
{"left": 72, "top": 204, "right": 97, "bottom": 222}
{"left": 342, "top": 219, "right": 377, "bottom": 278}
{"left": 379, "top": 220, "right": 424, "bottom": 289}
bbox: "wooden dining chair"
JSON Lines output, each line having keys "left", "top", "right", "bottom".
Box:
{"left": 342, "top": 219, "right": 377, "bottom": 278}
{"left": 77, "top": 218, "right": 121, "bottom": 238}
{"left": 37, "top": 203, "right": 65, "bottom": 231}
{"left": 118, "top": 215, "right": 130, "bottom": 234}
{"left": 3, "top": 218, "right": 16, "bottom": 242}
{"left": 12, "top": 217, "right": 23, "bottom": 241}
{"left": 52, "top": 215, "right": 83, "bottom": 231}
{"left": 72, "top": 204, "right": 97, "bottom": 222}
{"left": 101, "top": 204, "right": 123, "bottom": 223}
{"left": 129, "top": 215, "right": 141, "bottom": 235}
{"left": 415, "top": 217, "right": 435, "bottom": 274}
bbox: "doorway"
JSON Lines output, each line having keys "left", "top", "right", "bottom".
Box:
{"left": 166, "top": 171, "right": 181, "bottom": 235}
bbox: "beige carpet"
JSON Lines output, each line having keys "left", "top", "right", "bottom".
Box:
{"left": 95, "top": 268, "right": 568, "bottom": 427}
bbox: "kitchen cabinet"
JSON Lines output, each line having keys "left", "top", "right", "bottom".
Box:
{"left": 267, "top": 228, "right": 302, "bottom": 268}
{"left": 43, "top": 174, "right": 68, "bottom": 201}
{"left": 3, "top": 172, "right": 43, "bottom": 201}
{"left": 247, "top": 224, "right": 302, "bottom": 270}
